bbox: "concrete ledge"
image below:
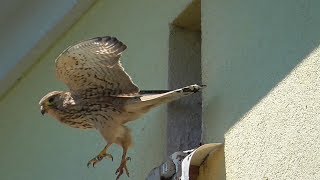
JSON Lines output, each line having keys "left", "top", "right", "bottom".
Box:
{"left": 147, "top": 143, "right": 224, "bottom": 180}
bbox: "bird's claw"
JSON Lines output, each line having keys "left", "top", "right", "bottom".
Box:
{"left": 87, "top": 153, "right": 113, "bottom": 168}
{"left": 115, "top": 157, "right": 131, "bottom": 180}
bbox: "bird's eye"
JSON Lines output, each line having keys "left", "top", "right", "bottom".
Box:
{"left": 48, "top": 97, "right": 54, "bottom": 104}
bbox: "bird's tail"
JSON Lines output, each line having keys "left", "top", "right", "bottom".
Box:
{"left": 124, "top": 84, "right": 205, "bottom": 112}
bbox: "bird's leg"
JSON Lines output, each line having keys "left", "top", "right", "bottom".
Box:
{"left": 115, "top": 147, "right": 131, "bottom": 180}
{"left": 87, "top": 143, "right": 113, "bottom": 168}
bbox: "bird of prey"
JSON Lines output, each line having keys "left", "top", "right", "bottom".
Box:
{"left": 39, "top": 36, "right": 204, "bottom": 179}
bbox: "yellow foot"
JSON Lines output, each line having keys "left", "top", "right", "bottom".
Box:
{"left": 115, "top": 157, "right": 131, "bottom": 180}
{"left": 87, "top": 153, "right": 113, "bottom": 168}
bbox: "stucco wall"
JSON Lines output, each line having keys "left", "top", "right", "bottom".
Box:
{"left": 202, "top": 0, "right": 320, "bottom": 179}
{"left": 0, "top": 0, "right": 194, "bottom": 179}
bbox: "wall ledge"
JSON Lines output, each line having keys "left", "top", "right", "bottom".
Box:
{"left": 147, "top": 143, "right": 224, "bottom": 180}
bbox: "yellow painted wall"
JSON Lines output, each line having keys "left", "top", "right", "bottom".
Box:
{"left": 202, "top": 0, "right": 320, "bottom": 179}
{"left": 197, "top": 146, "right": 225, "bottom": 180}
{"left": 0, "top": 0, "right": 195, "bottom": 179}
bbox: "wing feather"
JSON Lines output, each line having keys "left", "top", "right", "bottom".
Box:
{"left": 55, "top": 36, "right": 139, "bottom": 96}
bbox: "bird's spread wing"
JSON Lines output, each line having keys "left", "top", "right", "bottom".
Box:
{"left": 55, "top": 36, "right": 139, "bottom": 96}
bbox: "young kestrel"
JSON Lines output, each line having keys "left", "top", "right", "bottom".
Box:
{"left": 39, "top": 36, "right": 204, "bottom": 179}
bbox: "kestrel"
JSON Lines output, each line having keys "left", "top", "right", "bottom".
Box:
{"left": 39, "top": 36, "right": 204, "bottom": 179}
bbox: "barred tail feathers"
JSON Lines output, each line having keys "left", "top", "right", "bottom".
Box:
{"left": 140, "top": 84, "right": 204, "bottom": 102}
{"left": 124, "top": 84, "right": 205, "bottom": 112}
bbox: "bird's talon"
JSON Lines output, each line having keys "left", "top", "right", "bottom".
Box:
{"left": 115, "top": 157, "right": 130, "bottom": 179}
{"left": 87, "top": 153, "right": 113, "bottom": 168}
{"left": 87, "top": 158, "right": 97, "bottom": 168}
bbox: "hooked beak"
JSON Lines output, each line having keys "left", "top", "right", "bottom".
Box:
{"left": 40, "top": 105, "right": 46, "bottom": 115}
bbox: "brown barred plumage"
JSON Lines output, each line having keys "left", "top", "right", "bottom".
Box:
{"left": 39, "top": 36, "right": 205, "bottom": 179}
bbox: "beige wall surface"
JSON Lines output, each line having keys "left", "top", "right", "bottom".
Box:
{"left": 0, "top": 0, "right": 194, "bottom": 179}
{"left": 202, "top": 0, "right": 320, "bottom": 179}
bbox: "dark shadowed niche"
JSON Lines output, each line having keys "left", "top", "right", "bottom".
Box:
{"left": 167, "top": 0, "right": 202, "bottom": 155}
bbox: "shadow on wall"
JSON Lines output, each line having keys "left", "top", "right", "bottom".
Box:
{"left": 202, "top": 0, "right": 320, "bottom": 142}
{"left": 167, "top": 26, "right": 202, "bottom": 155}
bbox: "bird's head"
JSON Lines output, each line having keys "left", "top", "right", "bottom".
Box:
{"left": 39, "top": 91, "right": 65, "bottom": 115}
